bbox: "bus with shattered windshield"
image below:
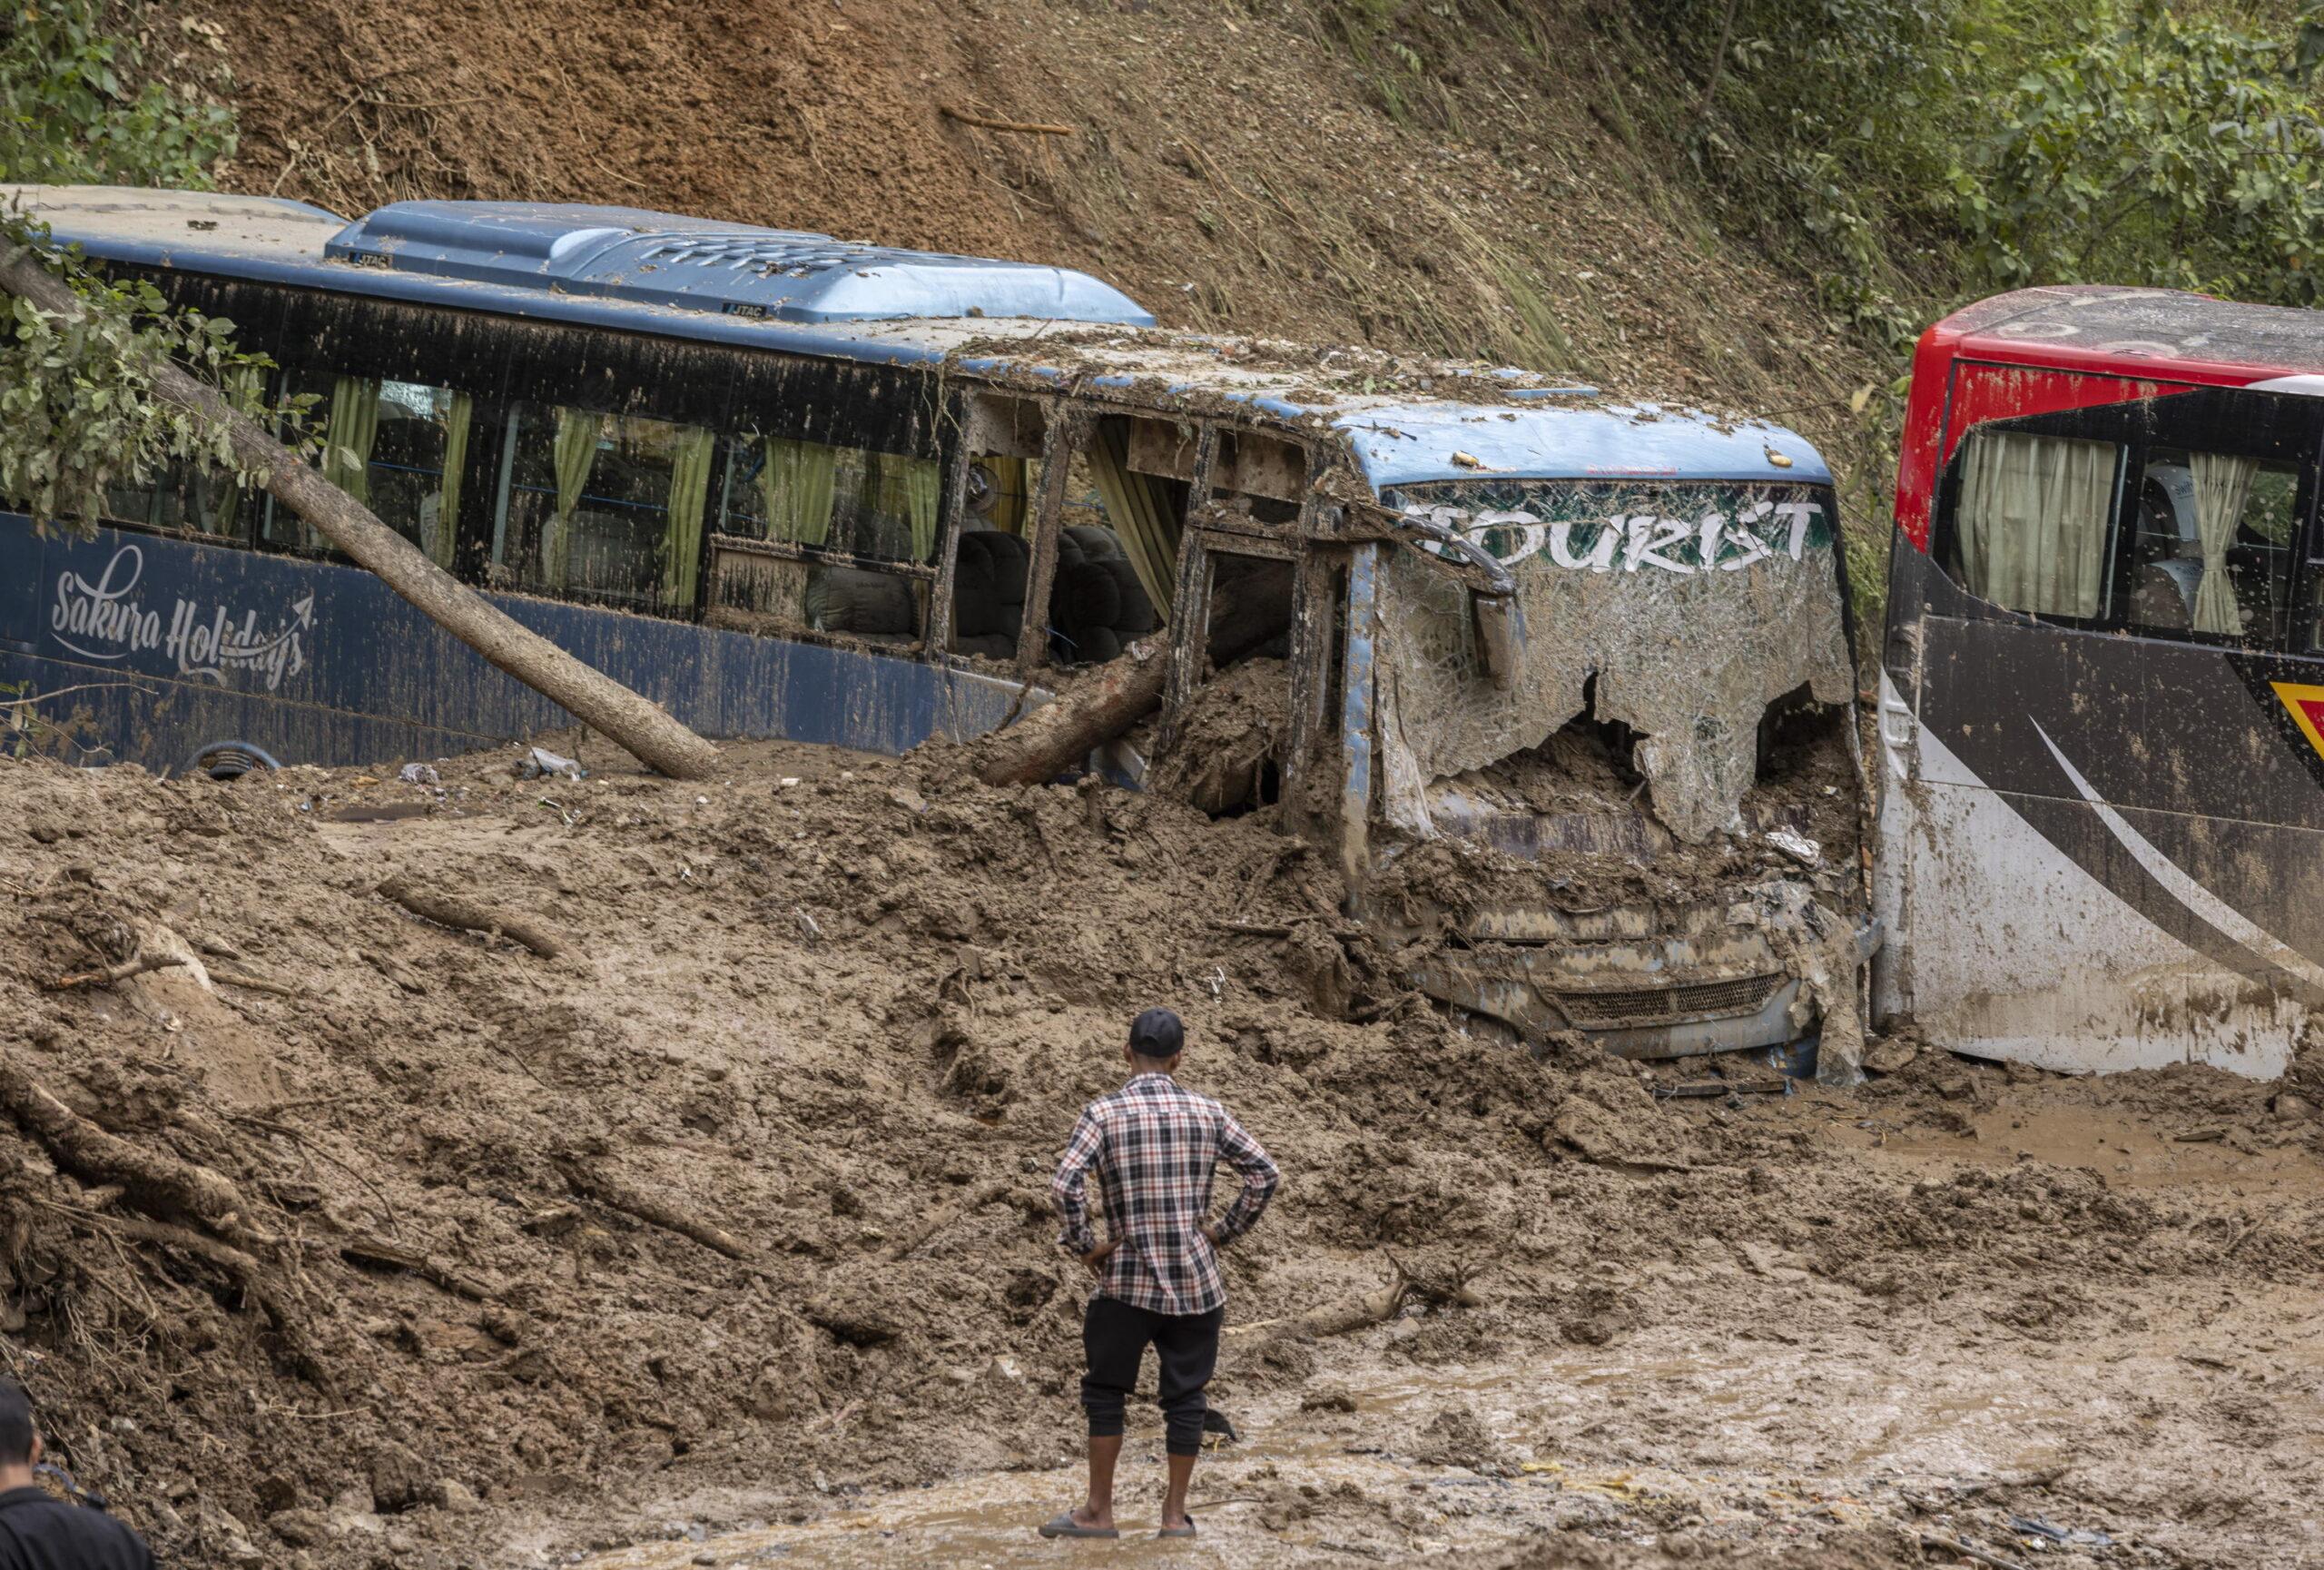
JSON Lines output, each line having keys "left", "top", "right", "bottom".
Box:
{"left": 1876, "top": 285, "right": 2324, "bottom": 1080}
{"left": 1, "top": 186, "right": 1871, "bottom": 1077}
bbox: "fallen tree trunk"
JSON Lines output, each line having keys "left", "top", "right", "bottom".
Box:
{"left": 377, "top": 874, "right": 564, "bottom": 959}
{"left": 976, "top": 586, "right": 1289, "bottom": 787}
{"left": 0, "top": 1055, "right": 244, "bottom": 1225}
{"left": 0, "top": 248, "right": 720, "bottom": 782}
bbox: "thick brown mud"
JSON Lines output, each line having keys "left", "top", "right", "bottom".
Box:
{"left": 0, "top": 738, "right": 2319, "bottom": 1569}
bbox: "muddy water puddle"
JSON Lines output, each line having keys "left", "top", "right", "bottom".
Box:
{"left": 573, "top": 1338, "right": 2131, "bottom": 1568}
{"left": 1817, "top": 1094, "right": 2324, "bottom": 1194}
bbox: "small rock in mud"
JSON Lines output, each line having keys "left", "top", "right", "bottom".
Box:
{"left": 1299, "top": 1385, "right": 1359, "bottom": 1413}
{"left": 1407, "top": 1402, "right": 1515, "bottom": 1472}
{"left": 806, "top": 1277, "right": 905, "bottom": 1346}
{"left": 367, "top": 1440, "right": 429, "bottom": 1514}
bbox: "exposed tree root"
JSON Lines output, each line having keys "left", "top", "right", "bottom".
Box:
{"left": 0, "top": 1054, "right": 245, "bottom": 1226}
{"left": 886, "top": 1177, "right": 1013, "bottom": 1261}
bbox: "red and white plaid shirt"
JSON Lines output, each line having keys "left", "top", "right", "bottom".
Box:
{"left": 1052, "top": 1072, "right": 1278, "bottom": 1315}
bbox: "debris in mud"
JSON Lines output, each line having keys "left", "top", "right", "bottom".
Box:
{"left": 1407, "top": 1403, "right": 1515, "bottom": 1473}
{"left": 1148, "top": 657, "right": 1287, "bottom": 817}
{"left": 0, "top": 739, "right": 2315, "bottom": 1570}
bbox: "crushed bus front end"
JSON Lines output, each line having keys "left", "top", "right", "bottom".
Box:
{"left": 1315, "top": 418, "right": 1876, "bottom": 1081}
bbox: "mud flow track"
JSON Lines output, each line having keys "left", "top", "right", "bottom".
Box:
{"left": 0, "top": 741, "right": 2318, "bottom": 1569}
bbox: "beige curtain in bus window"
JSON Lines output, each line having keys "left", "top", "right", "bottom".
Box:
{"left": 756, "top": 437, "right": 836, "bottom": 546}
{"left": 2190, "top": 450, "right": 2257, "bottom": 637}
{"left": 547, "top": 408, "right": 600, "bottom": 589}
{"left": 901, "top": 457, "right": 942, "bottom": 563}
{"left": 1087, "top": 420, "right": 1178, "bottom": 617}
{"left": 874, "top": 453, "right": 943, "bottom": 563}
{"left": 1956, "top": 430, "right": 2112, "bottom": 618}
{"left": 987, "top": 456, "right": 1030, "bottom": 532}
{"left": 428, "top": 390, "right": 473, "bottom": 570}
{"left": 663, "top": 425, "right": 716, "bottom": 607}
{"left": 320, "top": 376, "right": 381, "bottom": 507}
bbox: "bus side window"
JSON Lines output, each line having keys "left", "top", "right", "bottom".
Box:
{"left": 705, "top": 433, "right": 940, "bottom": 646}
{"left": 2121, "top": 449, "right": 2299, "bottom": 646}
{"left": 99, "top": 366, "right": 266, "bottom": 539}
{"left": 1948, "top": 427, "right": 2122, "bottom": 621}
{"left": 271, "top": 372, "right": 483, "bottom": 570}
{"left": 1025, "top": 416, "right": 1183, "bottom": 667}
{"left": 103, "top": 458, "right": 251, "bottom": 540}
{"left": 493, "top": 406, "right": 716, "bottom": 614}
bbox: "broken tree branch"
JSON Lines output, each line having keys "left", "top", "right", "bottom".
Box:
{"left": 886, "top": 1177, "right": 1012, "bottom": 1261}
{"left": 376, "top": 874, "right": 564, "bottom": 959}
{"left": 0, "top": 244, "right": 719, "bottom": 781}
{"left": 0, "top": 1056, "right": 244, "bottom": 1225}
{"left": 209, "top": 967, "right": 298, "bottom": 997}
{"left": 1918, "top": 1535, "right": 2026, "bottom": 1570}
{"left": 940, "top": 104, "right": 1077, "bottom": 136}
{"left": 560, "top": 1162, "right": 752, "bottom": 1260}
{"left": 44, "top": 952, "right": 186, "bottom": 991}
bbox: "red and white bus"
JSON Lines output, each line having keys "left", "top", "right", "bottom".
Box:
{"left": 1876, "top": 285, "right": 2324, "bottom": 1077}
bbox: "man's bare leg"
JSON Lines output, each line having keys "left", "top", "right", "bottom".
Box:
{"left": 1074, "top": 1434, "right": 1124, "bottom": 1529}
{"left": 1160, "top": 1450, "right": 1196, "bottom": 1531}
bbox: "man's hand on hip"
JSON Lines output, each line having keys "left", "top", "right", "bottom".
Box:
{"left": 1079, "top": 1239, "right": 1121, "bottom": 1275}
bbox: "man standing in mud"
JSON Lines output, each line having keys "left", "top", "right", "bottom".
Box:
{"left": 1041, "top": 1007, "right": 1279, "bottom": 1542}
{"left": 0, "top": 1383, "right": 153, "bottom": 1568}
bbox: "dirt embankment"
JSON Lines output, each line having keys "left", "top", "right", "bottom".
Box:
{"left": 167, "top": 0, "right": 1890, "bottom": 528}
{"left": 1, "top": 738, "right": 2320, "bottom": 1568}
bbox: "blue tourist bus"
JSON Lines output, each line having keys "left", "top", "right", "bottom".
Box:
{"left": 3, "top": 185, "right": 1866, "bottom": 1069}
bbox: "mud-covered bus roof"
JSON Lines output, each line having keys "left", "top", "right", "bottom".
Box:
{"left": 13, "top": 185, "right": 1831, "bottom": 490}
{"left": 1931, "top": 284, "right": 2324, "bottom": 383}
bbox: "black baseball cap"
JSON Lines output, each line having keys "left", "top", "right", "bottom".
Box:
{"left": 1129, "top": 1008, "right": 1185, "bottom": 1058}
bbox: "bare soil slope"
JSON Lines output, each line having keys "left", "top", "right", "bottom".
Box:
{"left": 171, "top": 0, "right": 1890, "bottom": 524}
{"left": 2, "top": 742, "right": 2320, "bottom": 1568}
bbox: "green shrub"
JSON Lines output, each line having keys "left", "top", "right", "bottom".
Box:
{"left": 1956, "top": 4, "right": 2324, "bottom": 306}
{"left": 0, "top": 3, "right": 235, "bottom": 189}
{"left": 0, "top": 1, "right": 280, "bottom": 533}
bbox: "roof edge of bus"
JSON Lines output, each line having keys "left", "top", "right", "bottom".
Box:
{"left": 321, "top": 199, "right": 1158, "bottom": 327}
{"left": 6, "top": 184, "right": 1832, "bottom": 490}
{"left": 1929, "top": 284, "right": 2324, "bottom": 380}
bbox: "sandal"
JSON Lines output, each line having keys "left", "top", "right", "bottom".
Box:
{"left": 1039, "top": 1512, "right": 1119, "bottom": 1539}
{"left": 1158, "top": 1513, "right": 1196, "bottom": 1539}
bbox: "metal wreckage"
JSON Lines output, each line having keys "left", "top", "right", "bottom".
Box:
{"left": 1, "top": 187, "right": 1876, "bottom": 1081}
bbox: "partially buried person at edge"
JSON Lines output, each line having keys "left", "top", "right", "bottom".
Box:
{"left": 0, "top": 1382, "right": 153, "bottom": 1569}
{"left": 1041, "top": 1007, "right": 1280, "bottom": 1542}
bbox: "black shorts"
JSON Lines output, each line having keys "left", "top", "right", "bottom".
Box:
{"left": 1078, "top": 1295, "right": 1225, "bottom": 1457}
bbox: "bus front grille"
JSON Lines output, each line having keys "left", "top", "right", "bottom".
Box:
{"left": 1553, "top": 973, "right": 1785, "bottom": 1028}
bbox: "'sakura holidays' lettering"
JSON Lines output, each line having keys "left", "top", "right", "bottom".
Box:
{"left": 50, "top": 546, "right": 313, "bottom": 691}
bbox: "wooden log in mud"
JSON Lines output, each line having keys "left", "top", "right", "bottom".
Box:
{"left": 1226, "top": 1256, "right": 1411, "bottom": 1347}
{"left": 377, "top": 874, "right": 564, "bottom": 959}
{"left": 975, "top": 586, "right": 1290, "bottom": 788}
{"left": 561, "top": 1161, "right": 752, "bottom": 1260}
{"left": 0, "top": 1056, "right": 245, "bottom": 1226}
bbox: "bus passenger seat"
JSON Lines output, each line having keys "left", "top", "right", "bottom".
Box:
{"left": 2128, "top": 558, "right": 2200, "bottom": 632}
{"left": 950, "top": 528, "right": 1030, "bottom": 659}
{"left": 1052, "top": 526, "right": 1157, "bottom": 664}
{"left": 806, "top": 566, "right": 919, "bottom": 646}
